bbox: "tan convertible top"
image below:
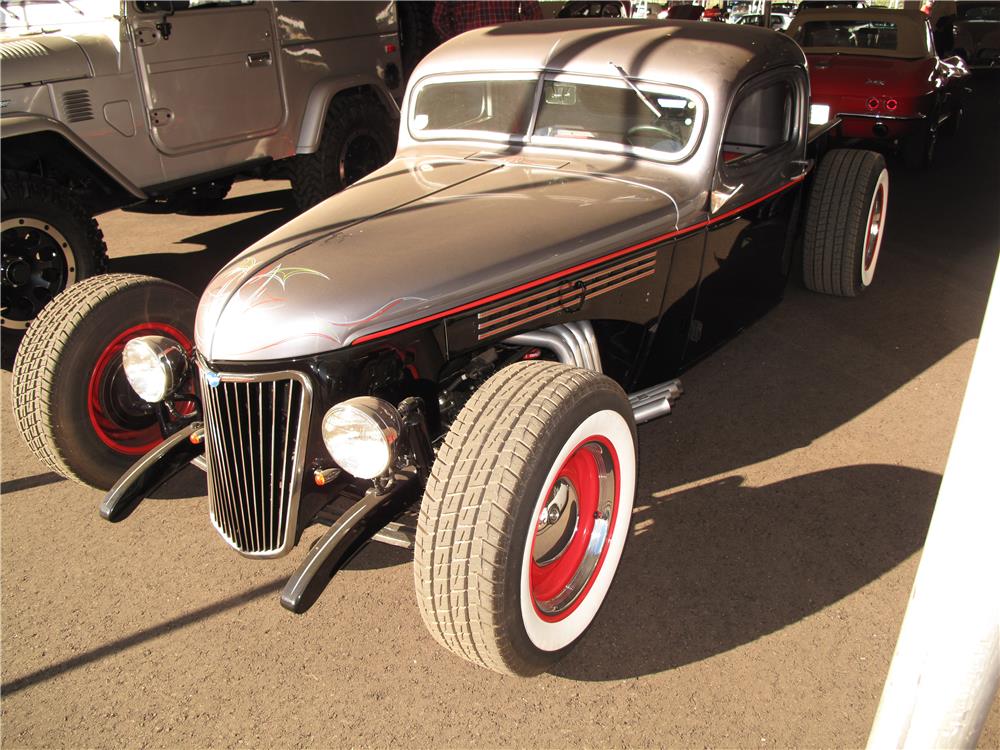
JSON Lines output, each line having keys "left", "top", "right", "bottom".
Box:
{"left": 787, "top": 8, "right": 933, "bottom": 59}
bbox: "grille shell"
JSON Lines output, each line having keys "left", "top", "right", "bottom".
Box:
{"left": 199, "top": 367, "right": 313, "bottom": 558}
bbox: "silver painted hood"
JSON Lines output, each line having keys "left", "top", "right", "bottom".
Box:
{"left": 196, "top": 154, "right": 679, "bottom": 362}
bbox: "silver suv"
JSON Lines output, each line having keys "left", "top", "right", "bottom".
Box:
{"left": 1, "top": 0, "right": 402, "bottom": 330}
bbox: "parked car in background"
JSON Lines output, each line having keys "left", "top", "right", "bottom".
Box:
{"left": 788, "top": 7, "right": 968, "bottom": 168}
{"left": 659, "top": 3, "right": 704, "bottom": 20}
{"left": 798, "top": 0, "right": 866, "bottom": 9}
{"left": 558, "top": 1, "right": 631, "bottom": 18}
{"left": 701, "top": 6, "right": 726, "bottom": 22}
{"left": 0, "top": 0, "right": 402, "bottom": 331}
{"left": 13, "top": 18, "right": 890, "bottom": 677}
{"left": 735, "top": 12, "right": 793, "bottom": 30}
{"left": 951, "top": 1, "right": 1000, "bottom": 67}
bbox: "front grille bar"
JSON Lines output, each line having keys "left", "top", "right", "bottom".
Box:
{"left": 200, "top": 367, "right": 313, "bottom": 558}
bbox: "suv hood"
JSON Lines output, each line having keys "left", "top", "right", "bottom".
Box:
{"left": 0, "top": 34, "right": 94, "bottom": 86}
{"left": 197, "top": 155, "right": 679, "bottom": 362}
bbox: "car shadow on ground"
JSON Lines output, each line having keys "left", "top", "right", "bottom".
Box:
{"left": 109, "top": 189, "right": 298, "bottom": 296}
{"left": 121, "top": 186, "right": 295, "bottom": 218}
{"left": 554, "top": 463, "right": 938, "bottom": 681}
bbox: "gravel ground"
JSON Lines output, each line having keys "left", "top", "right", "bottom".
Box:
{"left": 2, "top": 77, "right": 998, "bottom": 749}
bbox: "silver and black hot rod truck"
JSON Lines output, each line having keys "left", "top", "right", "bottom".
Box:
{"left": 12, "top": 19, "right": 889, "bottom": 676}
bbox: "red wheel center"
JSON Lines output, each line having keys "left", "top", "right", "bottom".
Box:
{"left": 529, "top": 437, "right": 619, "bottom": 622}
{"left": 87, "top": 322, "right": 193, "bottom": 455}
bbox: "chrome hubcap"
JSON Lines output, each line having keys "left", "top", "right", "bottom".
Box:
{"left": 531, "top": 441, "right": 617, "bottom": 617}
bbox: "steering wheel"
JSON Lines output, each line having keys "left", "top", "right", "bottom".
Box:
{"left": 626, "top": 124, "right": 681, "bottom": 150}
{"left": 627, "top": 125, "right": 675, "bottom": 139}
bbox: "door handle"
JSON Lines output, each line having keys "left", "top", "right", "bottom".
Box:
{"left": 785, "top": 159, "right": 814, "bottom": 181}
{"left": 246, "top": 51, "right": 272, "bottom": 68}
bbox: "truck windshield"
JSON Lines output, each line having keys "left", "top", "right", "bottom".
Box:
{"left": 409, "top": 72, "right": 704, "bottom": 162}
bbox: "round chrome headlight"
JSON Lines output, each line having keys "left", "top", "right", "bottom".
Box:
{"left": 121, "top": 335, "right": 188, "bottom": 403}
{"left": 321, "top": 397, "right": 401, "bottom": 480}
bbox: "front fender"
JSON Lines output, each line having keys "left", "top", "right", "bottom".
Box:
{"left": 294, "top": 75, "right": 401, "bottom": 155}
{"left": 1, "top": 113, "right": 146, "bottom": 199}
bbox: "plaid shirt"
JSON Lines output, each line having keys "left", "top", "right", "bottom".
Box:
{"left": 433, "top": 1, "right": 544, "bottom": 40}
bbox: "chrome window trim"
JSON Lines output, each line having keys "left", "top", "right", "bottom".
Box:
{"left": 200, "top": 365, "right": 314, "bottom": 559}
{"left": 407, "top": 70, "right": 707, "bottom": 164}
{"left": 408, "top": 71, "right": 538, "bottom": 144}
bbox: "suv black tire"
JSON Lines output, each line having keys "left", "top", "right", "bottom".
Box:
{"left": 1, "top": 170, "right": 108, "bottom": 331}
{"left": 11, "top": 273, "right": 197, "bottom": 490}
{"left": 802, "top": 149, "right": 889, "bottom": 298}
{"left": 414, "top": 361, "right": 637, "bottom": 676}
{"left": 291, "top": 94, "right": 396, "bottom": 211}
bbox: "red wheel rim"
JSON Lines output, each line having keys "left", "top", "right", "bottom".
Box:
{"left": 529, "top": 436, "right": 620, "bottom": 622}
{"left": 87, "top": 322, "right": 193, "bottom": 455}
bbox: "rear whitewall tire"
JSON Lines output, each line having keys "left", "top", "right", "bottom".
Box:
{"left": 860, "top": 167, "right": 889, "bottom": 289}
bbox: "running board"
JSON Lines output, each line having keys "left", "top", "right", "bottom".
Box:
{"left": 628, "top": 378, "right": 683, "bottom": 424}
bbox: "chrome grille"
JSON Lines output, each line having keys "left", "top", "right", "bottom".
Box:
{"left": 200, "top": 367, "right": 313, "bottom": 557}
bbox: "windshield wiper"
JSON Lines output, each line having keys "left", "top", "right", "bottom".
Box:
{"left": 609, "top": 61, "right": 661, "bottom": 118}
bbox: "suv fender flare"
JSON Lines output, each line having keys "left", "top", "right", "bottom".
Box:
{"left": 2, "top": 114, "right": 146, "bottom": 200}
{"left": 295, "top": 76, "right": 400, "bottom": 155}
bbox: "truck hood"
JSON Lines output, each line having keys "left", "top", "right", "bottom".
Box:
{"left": 806, "top": 53, "right": 932, "bottom": 97}
{"left": 0, "top": 35, "right": 93, "bottom": 86}
{"left": 197, "top": 155, "right": 679, "bottom": 362}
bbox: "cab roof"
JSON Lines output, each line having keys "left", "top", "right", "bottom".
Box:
{"left": 412, "top": 19, "right": 806, "bottom": 105}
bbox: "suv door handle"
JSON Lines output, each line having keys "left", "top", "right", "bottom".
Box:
{"left": 246, "top": 51, "right": 272, "bottom": 68}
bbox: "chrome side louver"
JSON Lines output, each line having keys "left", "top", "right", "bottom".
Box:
{"left": 199, "top": 367, "right": 313, "bottom": 557}
{"left": 476, "top": 250, "right": 657, "bottom": 340}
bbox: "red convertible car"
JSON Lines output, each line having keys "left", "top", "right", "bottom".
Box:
{"left": 788, "top": 8, "right": 968, "bottom": 167}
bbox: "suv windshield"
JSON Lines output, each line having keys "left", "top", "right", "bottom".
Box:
{"left": 410, "top": 72, "right": 704, "bottom": 162}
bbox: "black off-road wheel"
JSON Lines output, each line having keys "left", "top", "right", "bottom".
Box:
{"left": 802, "top": 149, "right": 889, "bottom": 298}
{"left": 1, "top": 170, "right": 108, "bottom": 331}
{"left": 11, "top": 273, "right": 197, "bottom": 490}
{"left": 414, "top": 361, "right": 637, "bottom": 676}
{"left": 291, "top": 94, "right": 396, "bottom": 211}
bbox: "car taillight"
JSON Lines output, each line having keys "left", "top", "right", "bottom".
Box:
{"left": 866, "top": 97, "right": 880, "bottom": 111}
{"left": 885, "top": 98, "right": 899, "bottom": 112}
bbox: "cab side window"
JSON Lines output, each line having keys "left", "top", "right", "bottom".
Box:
{"left": 722, "top": 80, "right": 794, "bottom": 163}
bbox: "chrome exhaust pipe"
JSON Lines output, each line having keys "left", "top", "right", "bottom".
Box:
{"left": 505, "top": 322, "right": 679, "bottom": 423}
{"left": 505, "top": 321, "right": 601, "bottom": 371}
{"left": 629, "top": 379, "right": 683, "bottom": 424}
